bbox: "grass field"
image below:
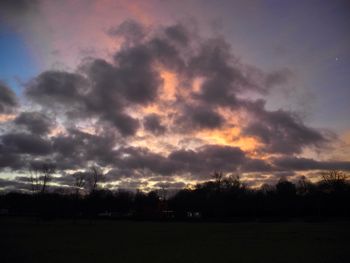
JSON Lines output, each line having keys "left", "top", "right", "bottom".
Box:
{"left": 0, "top": 218, "right": 349, "bottom": 263}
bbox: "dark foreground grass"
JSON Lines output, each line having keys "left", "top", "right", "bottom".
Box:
{"left": 0, "top": 218, "right": 349, "bottom": 263}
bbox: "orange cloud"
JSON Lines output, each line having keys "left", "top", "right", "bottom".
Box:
{"left": 160, "top": 70, "right": 177, "bottom": 101}
{"left": 0, "top": 114, "right": 16, "bottom": 123}
{"left": 197, "top": 127, "right": 260, "bottom": 154}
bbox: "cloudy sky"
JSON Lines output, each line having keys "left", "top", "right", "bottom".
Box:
{"left": 0, "top": 0, "right": 349, "bottom": 192}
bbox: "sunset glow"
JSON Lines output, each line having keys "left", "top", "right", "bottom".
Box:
{"left": 0, "top": 0, "right": 349, "bottom": 193}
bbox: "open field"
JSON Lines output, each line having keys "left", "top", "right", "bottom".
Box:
{"left": 0, "top": 218, "right": 349, "bottom": 263}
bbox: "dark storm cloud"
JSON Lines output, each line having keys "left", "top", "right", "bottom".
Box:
{"left": 189, "top": 37, "right": 236, "bottom": 79}
{"left": 26, "top": 23, "right": 188, "bottom": 135}
{"left": 188, "top": 107, "right": 224, "bottom": 129}
{"left": 164, "top": 24, "right": 190, "bottom": 45}
{"left": 81, "top": 59, "right": 123, "bottom": 110}
{"left": 0, "top": 0, "right": 38, "bottom": 19}
{"left": 79, "top": 59, "right": 141, "bottom": 136}
{"left": 243, "top": 100, "right": 327, "bottom": 154}
{"left": 192, "top": 77, "right": 239, "bottom": 107}
{"left": 1, "top": 132, "right": 52, "bottom": 155}
{"left": 106, "top": 113, "right": 140, "bottom": 137}
{"left": 0, "top": 82, "right": 18, "bottom": 114}
{"left": 187, "top": 38, "right": 288, "bottom": 113}
{"left": 0, "top": 0, "right": 38, "bottom": 12}
{"left": 0, "top": 177, "right": 30, "bottom": 192}
{"left": 186, "top": 40, "right": 323, "bottom": 153}
{"left": 110, "top": 144, "right": 253, "bottom": 179}
{"left": 25, "top": 71, "right": 86, "bottom": 108}
{"left": 148, "top": 37, "right": 185, "bottom": 72}
{"left": 175, "top": 105, "right": 225, "bottom": 131}
{"left": 0, "top": 151, "right": 22, "bottom": 169}
{"left": 188, "top": 38, "right": 242, "bottom": 108}
{"left": 14, "top": 112, "right": 53, "bottom": 135}
{"left": 188, "top": 37, "right": 272, "bottom": 107}
{"left": 114, "top": 146, "right": 178, "bottom": 176}
{"left": 143, "top": 114, "right": 166, "bottom": 135}
{"left": 112, "top": 44, "right": 162, "bottom": 104}
{"left": 242, "top": 158, "right": 273, "bottom": 172}
{"left": 167, "top": 144, "right": 247, "bottom": 176}
{"left": 25, "top": 22, "right": 191, "bottom": 136}
{"left": 108, "top": 19, "right": 146, "bottom": 44}
{"left": 272, "top": 157, "right": 350, "bottom": 171}
{"left": 0, "top": 20, "right": 344, "bottom": 191}
{"left": 0, "top": 131, "right": 52, "bottom": 170}
{"left": 52, "top": 129, "right": 118, "bottom": 169}
{"left": 168, "top": 145, "right": 247, "bottom": 176}
{"left": 110, "top": 142, "right": 350, "bottom": 180}
{"left": 104, "top": 168, "right": 133, "bottom": 181}
{"left": 25, "top": 64, "right": 142, "bottom": 136}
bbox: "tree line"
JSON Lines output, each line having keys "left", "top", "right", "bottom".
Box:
{"left": 0, "top": 168, "right": 349, "bottom": 221}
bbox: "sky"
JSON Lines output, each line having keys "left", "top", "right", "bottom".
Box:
{"left": 0, "top": 0, "right": 349, "bottom": 192}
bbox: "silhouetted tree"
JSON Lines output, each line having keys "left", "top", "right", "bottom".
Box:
{"left": 2, "top": 169, "right": 350, "bottom": 220}
{"left": 260, "top": 183, "right": 274, "bottom": 194}
{"left": 40, "top": 164, "right": 56, "bottom": 194}
{"left": 222, "top": 173, "right": 242, "bottom": 190}
{"left": 321, "top": 170, "right": 348, "bottom": 193}
{"left": 29, "top": 168, "right": 41, "bottom": 194}
{"left": 212, "top": 171, "right": 224, "bottom": 192}
{"left": 72, "top": 172, "right": 87, "bottom": 196}
{"left": 29, "top": 163, "right": 56, "bottom": 194}
{"left": 296, "top": 176, "right": 313, "bottom": 195}
{"left": 276, "top": 178, "right": 296, "bottom": 197}
{"left": 87, "top": 166, "right": 103, "bottom": 194}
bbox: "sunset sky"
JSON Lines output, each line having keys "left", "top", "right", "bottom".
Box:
{"left": 0, "top": 0, "right": 349, "bottom": 192}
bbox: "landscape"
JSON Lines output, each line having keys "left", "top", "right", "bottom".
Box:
{"left": 0, "top": 0, "right": 349, "bottom": 262}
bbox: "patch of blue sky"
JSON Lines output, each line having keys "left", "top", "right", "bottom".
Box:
{"left": 0, "top": 25, "right": 38, "bottom": 95}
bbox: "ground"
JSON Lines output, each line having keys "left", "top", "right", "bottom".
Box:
{"left": 0, "top": 218, "right": 349, "bottom": 263}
